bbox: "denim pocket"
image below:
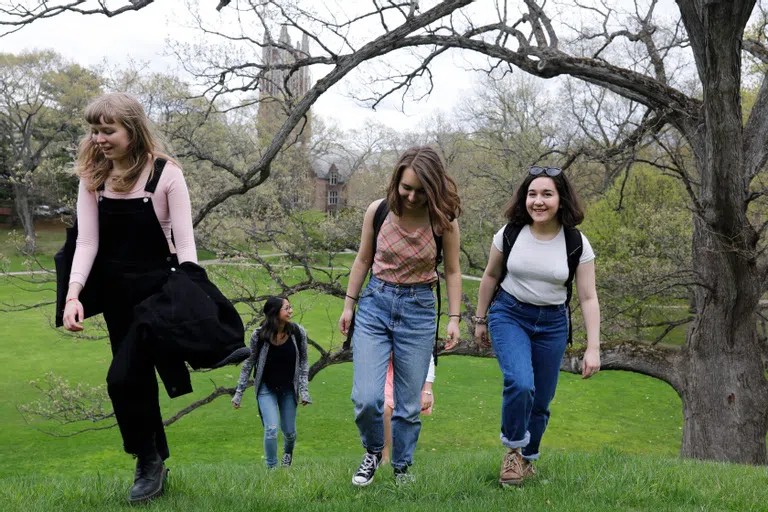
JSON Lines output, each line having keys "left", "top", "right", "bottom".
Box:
{"left": 413, "top": 289, "right": 436, "bottom": 309}
{"left": 360, "top": 284, "right": 377, "bottom": 299}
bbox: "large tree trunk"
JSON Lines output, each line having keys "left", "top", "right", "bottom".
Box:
{"left": 12, "top": 181, "right": 36, "bottom": 254}
{"left": 677, "top": 1, "right": 768, "bottom": 464}
{"left": 681, "top": 223, "right": 768, "bottom": 464}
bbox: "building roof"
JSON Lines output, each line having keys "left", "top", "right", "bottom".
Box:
{"left": 311, "top": 150, "right": 362, "bottom": 182}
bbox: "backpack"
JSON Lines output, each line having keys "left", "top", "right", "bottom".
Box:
{"left": 495, "top": 223, "right": 583, "bottom": 346}
{"left": 343, "top": 200, "right": 444, "bottom": 364}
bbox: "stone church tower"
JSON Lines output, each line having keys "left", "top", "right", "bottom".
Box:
{"left": 257, "top": 26, "right": 312, "bottom": 146}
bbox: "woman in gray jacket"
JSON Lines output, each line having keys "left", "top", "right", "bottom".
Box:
{"left": 233, "top": 296, "right": 312, "bottom": 468}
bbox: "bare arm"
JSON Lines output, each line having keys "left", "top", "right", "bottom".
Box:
{"left": 339, "top": 199, "right": 382, "bottom": 335}
{"left": 441, "top": 219, "right": 462, "bottom": 349}
{"left": 476, "top": 244, "right": 505, "bottom": 318}
{"left": 474, "top": 244, "right": 505, "bottom": 347}
{"left": 575, "top": 260, "right": 601, "bottom": 378}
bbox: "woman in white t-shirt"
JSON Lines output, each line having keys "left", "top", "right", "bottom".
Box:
{"left": 473, "top": 166, "right": 601, "bottom": 487}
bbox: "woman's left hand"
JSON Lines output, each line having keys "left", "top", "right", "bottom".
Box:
{"left": 582, "top": 346, "right": 601, "bottom": 379}
{"left": 444, "top": 319, "right": 460, "bottom": 350}
{"left": 420, "top": 392, "right": 434, "bottom": 411}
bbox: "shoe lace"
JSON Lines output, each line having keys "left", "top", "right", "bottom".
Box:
{"left": 357, "top": 453, "right": 377, "bottom": 474}
{"left": 503, "top": 452, "right": 522, "bottom": 472}
{"left": 135, "top": 456, "right": 157, "bottom": 480}
{"left": 395, "top": 471, "right": 414, "bottom": 484}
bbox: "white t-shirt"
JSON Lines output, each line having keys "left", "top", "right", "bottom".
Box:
{"left": 492, "top": 224, "right": 595, "bottom": 306}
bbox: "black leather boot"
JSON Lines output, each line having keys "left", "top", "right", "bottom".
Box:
{"left": 127, "top": 446, "right": 168, "bottom": 503}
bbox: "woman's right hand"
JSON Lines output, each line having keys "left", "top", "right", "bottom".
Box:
{"left": 63, "top": 299, "right": 84, "bottom": 332}
{"left": 474, "top": 323, "right": 490, "bottom": 348}
{"left": 232, "top": 400, "right": 241, "bottom": 409}
{"left": 338, "top": 307, "right": 354, "bottom": 336}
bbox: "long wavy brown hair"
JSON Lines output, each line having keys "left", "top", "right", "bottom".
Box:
{"left": 75, "top": 92, "right": 176, "bottom": 192}
{"left": 386, "top": 146, "right": 462, "bottom": 233}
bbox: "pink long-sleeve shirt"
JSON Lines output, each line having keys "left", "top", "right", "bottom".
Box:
{"left": 69, "top": 161, "right": 198, "bottom": 286}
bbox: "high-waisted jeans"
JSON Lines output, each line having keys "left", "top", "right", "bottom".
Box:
{"left": 351, "top": 275, "right": 436, "bottom": 471}
{"left": 488, "top": 289, "right": 568, "bottom": 460}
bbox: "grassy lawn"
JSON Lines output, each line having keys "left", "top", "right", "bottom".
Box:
{"left": 0, "top": 223, "right": 66, "bottom": 272}
{"left": 2, "top": 449, "right": 767, "bottom": 511}
{"left": 2, "top": 224, "right": 765, "bottom": 509}
{"left": 0, "top": 267, "right": 683, "bottom": 481}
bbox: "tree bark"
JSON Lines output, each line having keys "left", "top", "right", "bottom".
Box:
{"left": 674, "top": 0, "right": 768, "bottom": 464}
{"left": 11, "top": 180, "right": 36, "bottom": 254}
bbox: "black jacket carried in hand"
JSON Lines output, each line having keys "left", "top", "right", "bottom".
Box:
{"left": 108, "top": 261, "right": 247, "bottom": 398}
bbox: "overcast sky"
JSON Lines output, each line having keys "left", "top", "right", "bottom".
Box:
{"left": 2, "top": 0, "right": 696, "bottom": 132}
{"left": 2, "top": 1, "right": 486, "bottom": 132}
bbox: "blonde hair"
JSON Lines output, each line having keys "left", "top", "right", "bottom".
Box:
{"left": 75, "top": 92, "right": 177, "bottom": 192}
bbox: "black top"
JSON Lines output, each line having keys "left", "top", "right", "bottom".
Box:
{"left": 262, "top": 335, "right": 296, "bottom": 393}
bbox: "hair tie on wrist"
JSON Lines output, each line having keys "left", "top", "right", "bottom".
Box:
{"left": 66, "top": 297, "right": 80, "bottom": 304}
{"left": 345, "top": 294, "right": 358, "bottom": 302}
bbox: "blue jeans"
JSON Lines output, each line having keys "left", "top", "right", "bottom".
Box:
{"left": 488, "top": 289, "right": 568, "bottom": 460}
{"left": 351, "top": 275, "right": 436, "bottom": 471}
{"left": 256, "top": 383, "right": 297, "bottom": 468}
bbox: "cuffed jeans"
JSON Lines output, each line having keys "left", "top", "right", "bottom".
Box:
{"left": 488, "top": 289, "right": 568, "bottom": 461}
{"left": 351, "top": 275, "right": 435, "bottom": 471}
{"left": 256, "top": 383, "right": 297, "bottom": 468}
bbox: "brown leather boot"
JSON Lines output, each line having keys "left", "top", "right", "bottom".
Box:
{"left": 499, "top": 448, "right": 525, "bottom": 486}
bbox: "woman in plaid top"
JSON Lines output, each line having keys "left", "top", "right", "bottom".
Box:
{"left": 339, "top": 146, "right": 462, "bottom": 486}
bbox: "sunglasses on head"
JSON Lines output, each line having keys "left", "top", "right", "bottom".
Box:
{"left": 529, "top": 166, "right": 562, "bottom": 177}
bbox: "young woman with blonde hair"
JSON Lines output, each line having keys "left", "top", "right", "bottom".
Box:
{"left": 60, "top": 92, "right": 197, "bottom": 503}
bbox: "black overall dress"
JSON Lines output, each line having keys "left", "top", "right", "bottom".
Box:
{"left": 96, "top": 158, "right": 177, "bottom": 459}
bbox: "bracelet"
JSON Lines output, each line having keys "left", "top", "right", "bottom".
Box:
{"left": 471, "top": 315, "right": 488, "bottom": 325}
{"left": 448, "top": 314, "right": 461, "bottom": 319}
{"left": 66, "top": 297, "right": 80, "bottom": 304}
{"left": 345, "top": 294, "right": 358, "bottom": 302}
{"left": 423, "top": 390, "right": 433, "bottom": 395}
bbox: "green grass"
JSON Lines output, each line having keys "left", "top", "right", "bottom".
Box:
{"left": 1, "top": 224, "right": 762, "bottom": 510}
{"left": 2, "top": 450, "right": 767, "bottom": 511}
{"left": 0, "top": 267, "right": 683, "bottom": 481}
{"left": 0, "top": 223, "right": 65, "bottom": 271}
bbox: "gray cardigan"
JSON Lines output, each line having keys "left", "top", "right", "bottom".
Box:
{"left": 232, "top": 323, "right": 312, "bottom": 406}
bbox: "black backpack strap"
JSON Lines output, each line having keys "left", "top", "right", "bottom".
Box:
{"left": 430, "top": 216, "right": 443, "bottom": 366}
{"left": 371, "top": 199, "right": 390, "bottom": 255}
{"left": 343, "top": 199, "right": 390, "bottom": 350}
{"left": 563, "top": 227, "right": 583, "bottom": 346}
{"left": 144, "top": 157, "right": 167, "bottom": 193}
{"left": 494, "top": 223, "right": 523, "bottom": 299}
